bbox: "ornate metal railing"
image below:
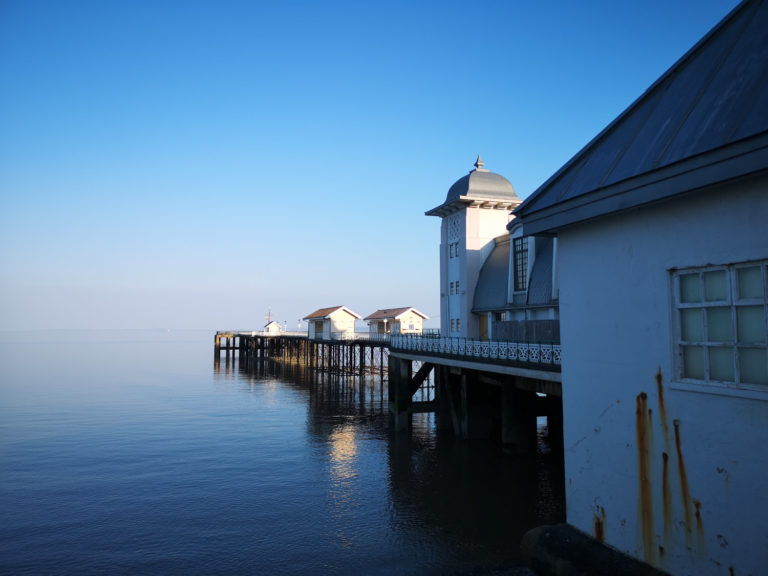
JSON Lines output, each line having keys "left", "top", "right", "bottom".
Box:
{"left": 330, "top": 331, "right": 390, "bottom": 342}
{"left": 389, "top": 334, "right": 561, "bottom": 368}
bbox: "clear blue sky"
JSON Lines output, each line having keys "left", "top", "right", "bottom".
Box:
{"left": 0, "top": 0, "right": 740, "bottom": 331}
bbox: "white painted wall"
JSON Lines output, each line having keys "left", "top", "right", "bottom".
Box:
{"left": 398, "top": 311, "right": 424, "bottom": 333}
{"left": 329, "top": 310, "right": 356, "bottom": 337}
{"left": 440, "top": 207, "right": 512, "bottom": 339}
{"left": 557, "top": 177, "right": 768, "bottom": 576}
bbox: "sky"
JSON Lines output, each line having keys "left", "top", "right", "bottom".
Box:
{"left": 0, "top": 0, "right": 741, "bottom": 331}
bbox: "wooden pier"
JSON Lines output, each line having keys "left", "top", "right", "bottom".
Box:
{"left": 214, "top": 331, "right": 390, "bottom": 376}
{"left": 215, "top": 331, "right": 563, "bottom": 451}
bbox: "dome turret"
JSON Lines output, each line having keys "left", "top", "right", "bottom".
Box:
{"left": 426, "top": 156, "right": 521, "bottom": 217}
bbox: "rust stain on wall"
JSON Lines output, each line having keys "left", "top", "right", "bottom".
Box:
{"left": 674, "top": 419, "right": 693, "bottom": 549}
{"left": 656, "top": 368, "right": 670, "bottom": 452}
{"left": 636, "top": 392, "right": 655, "bottom": 564}
{"left": 593, "top": 506, "right": 607, "bottom": 542}
{"left": 662, "top": 451, "right": 672, "bottom": 550}
{"left": 694, "top": 499, "right": 706, "bottom": 553}
{"left": 694, "top": 500, "right": 703, "bottom": 530}
{"left": 593, "top": 513, "right": 604, "bottom": 541}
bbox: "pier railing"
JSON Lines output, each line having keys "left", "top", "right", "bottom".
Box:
{"left": 389, "top": 334, "right": 561, "bottom": 368}
{"left": 331, "top": 332, "right": 389, "bottom": 342}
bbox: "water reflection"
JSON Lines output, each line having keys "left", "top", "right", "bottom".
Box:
{"left": 227, "top": 356, "right": 565, "bottom": 571}
{"left": 329, "top": 425, "right": 359, "bottom": 483}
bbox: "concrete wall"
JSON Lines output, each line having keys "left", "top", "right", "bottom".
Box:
{"left": 557, "top": 177, "right": 768, "bottom": 575}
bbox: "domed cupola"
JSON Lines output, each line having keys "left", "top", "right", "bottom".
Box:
{"left": 426, "top": 156, "right": 521, "bottom": 218}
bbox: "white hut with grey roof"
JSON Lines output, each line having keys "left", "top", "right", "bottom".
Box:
{"left": 303, "top": 306, "right": 362, "bottom": 340}
{"left": 364, "top": 307, "right": 429, "bottom": 335}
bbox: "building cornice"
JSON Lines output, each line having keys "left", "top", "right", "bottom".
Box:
{"left": 426, "top": 196, "right": 522, "bottom": 218}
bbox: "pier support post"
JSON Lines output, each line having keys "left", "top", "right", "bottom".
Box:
{"left": 501, "top": 383, "right": 537, "bottom": 452}
{"left": 388, "top": 356, "right": 412, "bottom": 431}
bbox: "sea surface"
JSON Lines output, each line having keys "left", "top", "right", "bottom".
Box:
{"left": 0, "top": 330, "right": 563, "bottom": 575}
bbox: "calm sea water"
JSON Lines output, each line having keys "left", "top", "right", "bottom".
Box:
{"left": 0, "top": 330, "right": 563, "bottom": 575}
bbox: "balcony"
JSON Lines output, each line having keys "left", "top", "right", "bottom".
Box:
{"left": 389, "top": 334, "right": 561, "bottom": 370}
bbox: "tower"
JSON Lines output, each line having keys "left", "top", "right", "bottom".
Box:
{"left": 426, "top": 156, "right": 521, "bottom": 338}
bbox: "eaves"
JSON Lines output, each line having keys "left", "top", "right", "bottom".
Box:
{"left": 518, "top": 131, "right": 768, "bottom": 236}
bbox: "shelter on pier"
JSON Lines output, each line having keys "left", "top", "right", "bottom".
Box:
{"left": 365, "top": 307, "right": 428, "bottom": 334}
{"left": 515, "top": 1, "right": 768, "bottom": 574}
{"left": 303, "top": 306, "right": 362, "bottom": 340}
{"left": 264, "top": 320, "right": 282, "bottom": 335}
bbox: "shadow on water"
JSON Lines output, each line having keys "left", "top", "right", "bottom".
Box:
{"left": 227, "top": 354, "right": 565, "bottom": 573}
{"left": 387, "top": 418, "right": 565, "bottom": 569}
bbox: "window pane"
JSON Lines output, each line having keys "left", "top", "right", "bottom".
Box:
{"left": 680, "top": 274, "right": 701, "bottom": 303}
{"left": 739, "top": 348, "right": 768, "bottom": 385}
{"left": 681, "top": 309, "right": 703, "bottom": 341}
{"left": 737, "top": 306, "right": 766, "bottom": 343}
{"left": 707, "top": 307, "right": 733, "bottom": 342}
{"left": 709, "top": 347, "right": 734, "bottom": 382}
{"left": 514, "top": 237, "right": 528, "bottom": 292}
{"left": 683, "top": 346, "right": 705, "bottom": 380}
{"left": 704, "top": 270, "right": 727, "bottom": 301}
{"left": 737, "top": 267, "right": 763, "bottom": 299}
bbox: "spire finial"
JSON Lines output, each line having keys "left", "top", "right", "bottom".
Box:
{"left": 474, "top": 155, "right": 487, "bottom": 171}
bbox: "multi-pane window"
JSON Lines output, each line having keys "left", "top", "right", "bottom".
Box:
{"left": 456, "top": 318, "right": 461, "bottom": 333}
{"left": 674, "top": 261, "right": 768, "bottom": 386}
{"left": 513, "top": 236, "right": 528, "bottom": 292}
{"left": 450, "top": 319, "right": 456, "bottom": 332}
{"left": 455, "top": 280, "right": 460, "bottom": 294}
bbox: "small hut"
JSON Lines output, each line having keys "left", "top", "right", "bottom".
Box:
{"left": 303, "top": 306, "right": 362, "bottom": 340}
{"left": 264, "top": 320, "right": 282, "bottom": 335}
{"left": 364, "top": 307, "right": 429, "bottom": 335}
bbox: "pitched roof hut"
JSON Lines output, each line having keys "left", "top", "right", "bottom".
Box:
{"left": 303, "top": 306, "right": 362, "bottom": 340}
{"left": 364, "top": 307, "right": 429, "bottom": 334}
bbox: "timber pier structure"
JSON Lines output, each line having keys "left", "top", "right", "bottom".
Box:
{"left": 214, "top": 331, "right": 390, "bottom": 375}
{"left": 215, "top": 330, "right": 563, "bottom": 453}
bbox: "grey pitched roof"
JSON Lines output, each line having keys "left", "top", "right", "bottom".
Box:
{"left": 515, "top": 0, "right": 768, "bottom": 235}
{"left": 364, "top": 307, "right": 428, "bottom": 321}
{"left": 303, "top": 306, "right": 362, "bottom": 320}
{"left": 472, "top": 237, "right": 510, "bottom": 313}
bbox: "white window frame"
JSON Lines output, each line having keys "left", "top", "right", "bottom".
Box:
{"left": 671, "top": 260, "right": 768, "bottom": 399}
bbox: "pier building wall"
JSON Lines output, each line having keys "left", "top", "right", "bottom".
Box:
{"left": 557, "top": 180, "right": 768, "bottom": 575}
